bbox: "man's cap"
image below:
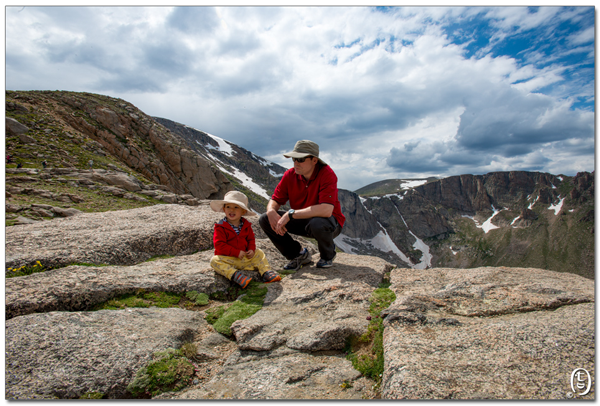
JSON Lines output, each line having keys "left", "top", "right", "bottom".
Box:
{"left": 209, "top": 190, "right": 256, "bottom": 216}
{"left": 283, "top": 140, "right": 327, "bottom": 166}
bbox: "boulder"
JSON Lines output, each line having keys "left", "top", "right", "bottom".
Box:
{"left": 4, "top": 202, "right": 595, "bottom": 400}
{"left": 381, "top": 267, "right": 595, "bottom": 399}
{"left": 6, "top": 308, "right": 207, "bottom": 399}
{"left": 231, "top": 253, "right": 391, "bottom": 352}
{"left": 6, "top": 117, "right": 30, "bottom": 135}
{"left": 5, "top": 204, "right": 224, "bottom": 271}
{"left": 166, "top": 349, "right": 370, "bottom": 400}
{"left": 80, "top": 171, "right": 144, "bottom": 192}
{"left": 51, "top": 207, "right": 82, "bottom": 217}
{"left": 159, "top": 252, "right": 392, "bottom": 400}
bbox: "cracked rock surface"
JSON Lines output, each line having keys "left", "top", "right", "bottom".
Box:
{"left": 5, "top": 308, "right": 206, "bottom": 399}
{"left": 381, "top": 267, "right": 595, "bottom": 400}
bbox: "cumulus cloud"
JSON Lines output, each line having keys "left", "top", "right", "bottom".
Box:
{"left": 5, "top": 6, "right": 595, "bottom": 190}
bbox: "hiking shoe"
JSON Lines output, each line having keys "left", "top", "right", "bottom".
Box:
{"left": 262, "top": 270, "right": 281, "bottom": 283}
{"left": 232, "top": 271, "right": 252, "bottom": 288}
{"left": 284, "top": 247, "right": 311, "bottom": 271}
{"left": 316, "top": 252, "right": 336, "bottom": 268}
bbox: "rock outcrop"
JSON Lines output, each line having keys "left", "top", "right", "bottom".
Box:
{"left": 153, "top": 117, "right": 286, "bottom": 201}
{"left": 382, "top": 267, "right": 594, "bottom": 399}
{"left": 6, "top": 91, "right": 233, "bottom": 200}
{"left": 336, "top": 189, "right": 382, "bottom": 240}
{"left": 6, "top": 308, "right": 206, "bottom": 399}
{"left": 5, "top": 203, "right": 223, "bottom": 271}
{"left": 4, "top": 204, "right": 595, "bottom": 400}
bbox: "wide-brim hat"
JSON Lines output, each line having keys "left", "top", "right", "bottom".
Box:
{"left": 209, "top": 190, "right": 256, "bottom": 216}
{"left": 283, "top": 140, "right": 327, "bottom": 166}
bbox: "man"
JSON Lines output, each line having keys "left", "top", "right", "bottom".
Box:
{"left": 259, "top": 140, "right": 345, "bottom": 269}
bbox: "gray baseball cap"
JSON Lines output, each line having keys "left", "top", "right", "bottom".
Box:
{"left": 283, "top": 140, "right": 327, "bottom": 166}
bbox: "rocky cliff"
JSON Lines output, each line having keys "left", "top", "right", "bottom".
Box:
{"left": 153, "top": 117, "right": 286, "bottom": 201}
{"left": 6, "top": 91, "right": 233, "bottom": 200}
{"left": 338, "top": 171, "right": 594, "bottom": 280}
{"left": 4, "top": 204, "right": 594, "bottom": 400}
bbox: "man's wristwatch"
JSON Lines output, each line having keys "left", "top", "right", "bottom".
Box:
{"left": 288, "top": 209, "right": 295, "bottom": 220}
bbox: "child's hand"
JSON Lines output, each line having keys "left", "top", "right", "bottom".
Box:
{"left": 246, "top": 250, "right": 255, "bottom": 259}
{"left": 238, "top": 250, "right": 246, "bottom": 259}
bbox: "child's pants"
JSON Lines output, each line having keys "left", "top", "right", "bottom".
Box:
{"left": 210, "top": 248, "right": 270, "bottom": 280}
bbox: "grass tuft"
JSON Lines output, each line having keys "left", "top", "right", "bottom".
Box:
{"left": 345, "top": 284, "right": 396, "bottom": 387}
{"left": 6, "top": 261, "right": 46, "bottom": 278}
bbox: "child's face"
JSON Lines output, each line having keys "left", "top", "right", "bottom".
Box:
{"left": 223, "top": 203, "right": 246, "bottom": 223}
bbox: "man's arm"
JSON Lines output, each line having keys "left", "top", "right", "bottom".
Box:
{"left": 275, "top": 203, "right": 333, "bottom": 235}
{"left": 288, "top": 203, "right": 333, "bottom": 219}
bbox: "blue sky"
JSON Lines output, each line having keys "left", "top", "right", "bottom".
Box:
{"left": 5, "top": 6, "right": 595, "bottom": 191}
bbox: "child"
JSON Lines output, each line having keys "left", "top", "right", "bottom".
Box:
{"left": 210, "top": 190, "right": 281, "bottom": 288}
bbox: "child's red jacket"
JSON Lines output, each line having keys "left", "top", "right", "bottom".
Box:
{"left": 213, "top": 218, "right": 256, "bottom": 257}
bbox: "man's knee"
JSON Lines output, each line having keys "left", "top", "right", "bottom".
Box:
{"left": 306, "top": 217, "right": 335, "bottom": 236}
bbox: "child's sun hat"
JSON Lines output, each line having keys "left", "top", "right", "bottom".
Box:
{"left": 209, "top": 190, "right": 256, "bottom": 216}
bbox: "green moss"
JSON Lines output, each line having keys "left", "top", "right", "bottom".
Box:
{"left": 204, "top": 280, "right": 268, "bottom": 336}
{"left": 79, "top": 392, "right": 104, "bottom": 399}
{"left": 127, "top": 348, "right": 195, "bottom": 398}
{"left": 145, "top": 254, "right": 175, "bottom": 262}
{"left": 180, "top": 342, "right": 197, "bottom": 359}
{"left": 96, "top": 294, "right": 151, "bottom": 310}
{"left": 369, "top": 287, "right": 396, "bottom": 316}
{"left": 205, "top": 303, "right": 230, "bottom": 324}
{"left": 345, "top": 284, "right": 396, "bottom": 386}
{"left": 92, "top": 289, "right": 216, "bottom": 311}
{"left": 185, "top": 291, "right": 209, "bottom": 305}
{"left": 212, "top": 301, "right": 261, "bottom": 336}
{"left": 141, "top": 291, "right": 182, "bottom": 307}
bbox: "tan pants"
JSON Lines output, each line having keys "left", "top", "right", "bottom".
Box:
{"left": 210, "top": 248, "right": 270, "bottom": 280}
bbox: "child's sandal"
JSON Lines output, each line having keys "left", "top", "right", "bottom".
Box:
{"left": 262, "top": 270, "right": 281, "bottom": 283}
{"left": 232, "top": 271, "right": 252, "bottom": 288}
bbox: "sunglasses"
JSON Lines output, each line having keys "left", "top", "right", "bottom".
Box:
{"left": 292, "top": 156, "right": 313, "bottom": 163}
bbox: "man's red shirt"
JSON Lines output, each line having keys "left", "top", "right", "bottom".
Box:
{"left": 271, "top": 164, "right": 345, "bottom": 228}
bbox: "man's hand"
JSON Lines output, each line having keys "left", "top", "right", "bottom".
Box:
{"left": 275, "top": 212, "right": 290, "bottom": 236}
{"left": 266, "top": 200, "right": 287, "bottom": 236}
{"left": 267, "top": 209, "right": 283, "bottom": 234}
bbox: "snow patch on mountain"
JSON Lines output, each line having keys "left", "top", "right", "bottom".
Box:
{"left": 204, "top": 133, "right": 233, "bottom": 156}
{"left": 548, "top": 197, "right": 565, "bottom": 215}
{"left": 402, "top": 179, "right": 427, "bottom": 189}
{"left": 337, "top": 194, "right": 433, "bottom": 269}
{"left": 462, "top": 205, "right": 503, "bottom": 234}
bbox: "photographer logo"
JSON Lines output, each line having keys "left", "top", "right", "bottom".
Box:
{"left": 570, "top": 368, "right": 592, "bottom": 397}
